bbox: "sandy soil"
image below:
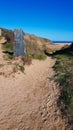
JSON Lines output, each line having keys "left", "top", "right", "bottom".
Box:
{"left": 0, "top": 38, "right": 67, "bottom": 130}
{"left": 0, "top": 57, "right": 66, "bottom": 130}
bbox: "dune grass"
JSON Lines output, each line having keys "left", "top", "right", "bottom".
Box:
{"left": 2, "top": 42, "right": 14, "bottom": 52}
{"left": 2, "top": 41, "right": 47, "bottom": 61}
{"left": 26, "top": 42, "right": 47, "bottom": 60}
{"left": 54, "top": 54, "right": 73, "bottom": 128}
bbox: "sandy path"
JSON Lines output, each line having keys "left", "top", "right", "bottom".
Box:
{"left": 0, "top": 57, "right": 66, "bottom": 130}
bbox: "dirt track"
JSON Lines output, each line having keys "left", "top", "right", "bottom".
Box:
{"left": 0, "top": 57, "right": 66, "bottom": 130}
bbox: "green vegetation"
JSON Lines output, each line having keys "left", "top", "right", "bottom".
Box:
{"left": 3, "top": 54, "right": 13, "bottom": 60}
{"left": 2, "top": 42, "right": 14, "bottom": 60}
{"left": 1, "top": 28, "right": 48, "bottom": 61}
{"left": 2, "top": 42, "right": 14, "bottom": 52}
{"left": 21, "top": 54, "right": 32, "bottom": 65}
{"left": 54, "top": 53, "right": 73, "bottom": 127}
{"left": 0, "top": 28, "right": 14, "bottom": 42}
{"left": 2, "top": 40, "right": 46, "bottom": 61}
{"left": 18, "top": 65, "right": 25, "bottom": 73}
{"left": 12, "top": 63, "right": 25, "bottom": 73}
{"left": 31, "top": 52, "right": 46, "bottom": 60}
{"left": 26, "top": 42, "right": 47, "bottom": 60}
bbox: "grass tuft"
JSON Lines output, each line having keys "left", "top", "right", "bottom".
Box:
{"left": 2, "top": 42, "right": 14, "bottom": 52}
{"left": 18, "top": 65, "right": 25, "bottom": 73}
{"left": 54, "top": 54, "right": 73, "bottom": 127}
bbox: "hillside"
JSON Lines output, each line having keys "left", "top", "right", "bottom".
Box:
{"left": 0, "top": 28, "right": 52, "bottom": 49}
{"left": 0, "top": 28, "right": 53, "bottom": 75}
{"left": 51, "top": 43, "right": 73, "bottom": 129}
{"left": 24, "top": 33, "right": 52, "bottom": 51}
{"left": 0, "top": 28, "right": 71, "bottom": 130}
{"left": 0, "top": 28, "right": 14, "bottom": 43}
{"left": 0, "top": 28, "right": 53, "bottom": 62}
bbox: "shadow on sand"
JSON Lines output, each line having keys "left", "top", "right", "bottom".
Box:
{"left": 2, "top": 51, "right": 13, "bottom": 55}
{"left": 44, "top": 43, "right": 73, "bottom": 57}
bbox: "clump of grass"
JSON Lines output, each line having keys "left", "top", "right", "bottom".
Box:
{"left": 12, "top": 63, "right": 25, "bottom": 73}
{"left": 31, "top": 52, "right": 46, "bottom": 60}
{"left": 2, "top": 42, "right": 14, "bottom": 60}
{"left": 3, "top": 54, "right": 13, "bottom": 60}
{"left": 26, "top": 42, "right": 47, "bottom": 60}
{"left": 2, "top": 41, "right": 46, "bottom": 62}
{"left": 18, "top": 65, "right": 25, "bottom": 73}
{"left": 54, "top": 54, "right": 73, "bottom": 128}
{"left": 21, "top": 55, "right": 32, "bottom": 65}
{"left": 2, "top": 42, "right": 14, "bottom": 52}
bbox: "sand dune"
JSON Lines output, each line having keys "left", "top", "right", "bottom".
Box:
{"left": 0, "top": 57, "right": 66, "bottom": 130}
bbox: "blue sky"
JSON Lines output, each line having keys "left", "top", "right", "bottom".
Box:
{"left": 0, "top": 0, "right": 73, "bottom": 41}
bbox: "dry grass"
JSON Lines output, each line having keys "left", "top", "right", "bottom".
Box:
{"left": 54, "top": 54, "right": 73, "bottom": 129}
{"left": 26, "top": 41, "right": 47, "bottom": 60}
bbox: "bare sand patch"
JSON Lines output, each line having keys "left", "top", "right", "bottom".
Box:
{"left": 0, "top": 57, "right": 66, "bottom": 130}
